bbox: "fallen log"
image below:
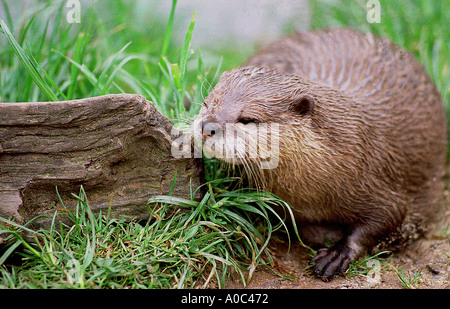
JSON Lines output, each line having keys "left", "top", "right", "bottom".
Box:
{"left": 0, "top": 94, "right": 202, "bottom": 229}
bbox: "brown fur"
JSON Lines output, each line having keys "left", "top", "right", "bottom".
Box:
{"left": 196, "top": 28, "right": 447, "bottom": 280}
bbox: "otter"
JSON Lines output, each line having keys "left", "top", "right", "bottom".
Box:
{"left": 194, "top": 28, "right": 447, "bottom": 280}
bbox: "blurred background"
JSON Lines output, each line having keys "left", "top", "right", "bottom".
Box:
{"left": 152, "top": 0, "right": 310, "bottom": 49}
{"left": 0, "top": 0, "right": 447, "bottom": 122}
{"left": 1, "top": 0, "right": 311, "bottom": 67}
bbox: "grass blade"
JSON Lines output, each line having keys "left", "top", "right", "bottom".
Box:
{"left": 161, "top": 0, "right": 178, "bottom": 58}
{"left": 0, "top": 239, "right": 21, "bottom": 266}
{"left": 101, "top": 54, "right": 142, "bottom": 95}
{"left": 97, "top": 41, "right": 132, "bottom": 95}
{"left": 52, "top": 49, "right": 100, "bottom": 90}
{"left": 0, "top": 19, "right": 59, "bottom": 101}
{"left": 179, "top": 10, "right": 196, "bottom": 83}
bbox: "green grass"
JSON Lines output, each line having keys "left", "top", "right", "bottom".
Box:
{"left": 0, "top": 0, "right": 235, "bottom": 123}
{"left": 0, "top": 184, "right": 297, "bottom": 288}
{"left": 346, "top": 251, "right": 391, "bottom": 279}
{"left": 0, "top": 0, "right": 448, "bottom": 289}
{"left": 394, "top": 266, "right": 423, "bottom": 289}
{"left": 309, "top": 0, "right": 449, "bottom": 114}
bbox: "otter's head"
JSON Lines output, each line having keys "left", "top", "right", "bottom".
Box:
{"left": 193, "top": 66, "right": 316, "bottom": 171}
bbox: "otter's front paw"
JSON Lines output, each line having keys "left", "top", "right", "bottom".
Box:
{"left": 310, "top": 241, "right": 358, "bottom": 281}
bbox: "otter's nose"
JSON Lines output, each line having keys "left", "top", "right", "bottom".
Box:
{"left": 201, "top": 120, "right": 221, "bottom": 138}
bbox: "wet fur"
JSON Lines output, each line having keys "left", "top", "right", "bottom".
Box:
{"left": 197, "top": 28, "right": 447, "bottom": 280}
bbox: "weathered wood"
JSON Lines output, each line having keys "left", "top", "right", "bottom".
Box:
{"left": 0, "top": 94, "right": 202, "bottom": 228}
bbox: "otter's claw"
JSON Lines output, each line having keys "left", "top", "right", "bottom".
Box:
{"left": 310, "top": 242, "right": 357, "bottom": 281}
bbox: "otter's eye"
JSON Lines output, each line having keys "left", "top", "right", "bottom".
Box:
{"left": 237, "top": 117, "right": 257, "bottom": 125}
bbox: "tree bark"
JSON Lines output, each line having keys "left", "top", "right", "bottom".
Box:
{"left": 0, "top": 94, "right": 202, "bottom": 228}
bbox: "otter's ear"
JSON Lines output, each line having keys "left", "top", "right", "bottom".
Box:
{"left": 289, "top": 94, "right": 315, "bottom": 115}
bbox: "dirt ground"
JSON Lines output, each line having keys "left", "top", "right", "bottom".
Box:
{"left": 227, "top": 170, "right": 450, "bottom": 289}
